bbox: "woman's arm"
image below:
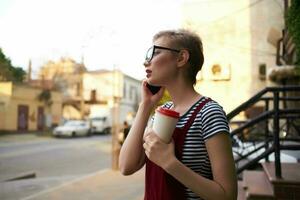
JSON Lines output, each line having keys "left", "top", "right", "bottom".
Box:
{"left": 119, "top": 102, "right": 152, "bottom": 175}
{"left": 119, "top": 80, "right": 164, "bottom": 175}
{"left": 144, "top": 132, "right": 237, "bottom": 200}
{"left": 168, "top": 133, "right": 237, "bottom": 200}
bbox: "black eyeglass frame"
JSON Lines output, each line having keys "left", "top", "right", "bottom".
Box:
{"left": 145, "top": 45, "right": 181, "bottom": 62}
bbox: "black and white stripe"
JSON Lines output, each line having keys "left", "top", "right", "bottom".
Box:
{"left": 160, "top": 96, "right": 230, "bottom": 200}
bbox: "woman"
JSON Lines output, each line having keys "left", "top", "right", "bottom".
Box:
{"left": 119, "top": 29, "right": 237, "bottom": 200}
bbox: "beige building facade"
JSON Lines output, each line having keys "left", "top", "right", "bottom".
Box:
{"left": 83, "top": 70, "right": 141, "bottom": 125}
{"left": 36, "top": 60, "right": 141, "bottom": 124}
{"left": 0, "top": 82, "right": 62, "bottom": 132}
{"left": 181, "top": 0, "right": 283, "bottom": 114}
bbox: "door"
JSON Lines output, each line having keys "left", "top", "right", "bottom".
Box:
{"left": 17, "top": 105, "right": 28, "bottom": 131}
{"left": 37, "top": 107, "right": 44, "bottom": 130}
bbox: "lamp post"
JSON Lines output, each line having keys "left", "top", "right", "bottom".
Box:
{"left": 79, "top": 65, "right": 85, "bottom": 120}
{"left": 111, "top": 67, "right": 122, "bottom": 170}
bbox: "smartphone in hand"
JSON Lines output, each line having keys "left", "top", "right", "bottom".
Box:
{"left": 146, "top": 83, "right": 161, "bottom": 95}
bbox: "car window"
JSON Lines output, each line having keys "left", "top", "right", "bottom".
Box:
{"left": 65, "top": 121, "right": 76, "bottom": 126}
{"left": 65, "top": 121, "right": 86, "bottom": 126}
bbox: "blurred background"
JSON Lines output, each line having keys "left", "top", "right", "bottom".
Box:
{"left": 1, "top": 0, "right": 299, "bottom": 199}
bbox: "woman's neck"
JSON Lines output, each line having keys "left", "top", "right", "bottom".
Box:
{"left": 166, "top": 80, "right": 201, "bottom": 115}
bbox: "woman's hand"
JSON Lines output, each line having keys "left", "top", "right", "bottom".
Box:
{"left": 143, "top": 128, "right": 177, "bottom": 170}
{"left": 141, "top": 80, "right": 164, "bottom": 108}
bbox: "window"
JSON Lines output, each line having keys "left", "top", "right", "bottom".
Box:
{"left": 90, "top": 90, "right": 96, "bottom": 102}
{"left": 0, "top": 102, "right": 5, "bottom": 112}
{"left": 130, "top": 86, "right": 137, "bottom": 101}
{"left": 259, "top": 63, "right": 266, "bottom": 80}
{"left": 123, "top": 83, "right": 127, "bottom": 99}
{"left": 76, "top": 83, "right": 80, "bottom": 96}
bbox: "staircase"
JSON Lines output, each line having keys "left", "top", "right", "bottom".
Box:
{"left": 226, "top": 86, "right": 300, "bottom": 199}
{"left": 238, "top": 162, "right": 300, "bottom": 200}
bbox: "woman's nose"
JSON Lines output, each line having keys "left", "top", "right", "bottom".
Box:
{"left": 143, "top": 60, "right": 150, "bottom": 67}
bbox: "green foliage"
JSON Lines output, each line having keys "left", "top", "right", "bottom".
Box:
{"left": 38, "top": 89, "right": 53, "bottom": 107}
{"left": 158, "top": 90, "right": 172, "bottom": 106}
{"left": 0, "top": 48, "right": 26, "bottom": 82}
{"left": 286, "top": 0, "right": 300, "bottom": 66}
{"left": 150, "top": 90, "right": 172, "bottom": 115}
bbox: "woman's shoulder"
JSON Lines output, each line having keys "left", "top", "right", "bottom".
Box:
{"left": 199, "top": 97, "right": 227, "bottom": 116}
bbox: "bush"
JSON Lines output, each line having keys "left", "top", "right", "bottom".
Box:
{"left": 286, "top": 0, "right": 300, "bottom": 66}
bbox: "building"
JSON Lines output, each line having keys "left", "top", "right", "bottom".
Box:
{"left": 36, "top": 59, "right": 141, "bottom": 124}
{"left": 83, "top": 70, "right": 141, "bottom": 125}
{"left": 181, "top": 0, "right": 284, "bottom": 115}
{"left": 38, "top": 57, "right": 86, "bottom": 102}
{"left": 38, "top": 57, "right": 86, "bottom": 80}
{"left": 0, "top": 82, "right": 62, "bottom": 132}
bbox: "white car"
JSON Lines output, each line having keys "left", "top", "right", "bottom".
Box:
{"left": 53, "top": 120, "right": 91, "bottom": 137}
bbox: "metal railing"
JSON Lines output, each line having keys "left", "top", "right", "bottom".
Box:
{"left": 227, "top": 85, "right": 300, "bottom": 178}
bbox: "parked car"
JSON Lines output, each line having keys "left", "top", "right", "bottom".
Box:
{"left": 53, "top": 120, "right": 91, "bottom": 137}
{"left": 89, "top": 117, "right": 111, "bottom": 134}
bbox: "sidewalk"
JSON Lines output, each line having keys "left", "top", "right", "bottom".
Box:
{"left": 0, "top": 132, "right": 52, "bottom": 146}
{"left": 21, "top": 168, "right": 145, "bottom": 200}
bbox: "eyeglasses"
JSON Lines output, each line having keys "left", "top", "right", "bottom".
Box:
{"left": 145, "top": 45, "right": 180, "bottom": 62}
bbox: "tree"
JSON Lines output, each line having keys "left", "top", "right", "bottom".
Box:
{"left": 158, "top": 90, "right": 172, "bottom": 106}
{"left": 38, "top": 89, "right": 53, "bottom": 107}
{"left": 150, "top": 90, "right": 172, "bottom": 115}
{"left": 0, "top": 48, "right": 26, "bottom": 82}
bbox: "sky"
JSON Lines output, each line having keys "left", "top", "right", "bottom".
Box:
{"left": 0, "top": 0, "right": 183, "bottom": 80}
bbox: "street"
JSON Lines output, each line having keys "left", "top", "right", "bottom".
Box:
{"left": 0, "top": 133, "right": 112, "bottom": 200}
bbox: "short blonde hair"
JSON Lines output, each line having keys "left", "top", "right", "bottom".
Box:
{"left": 153, "top": 29, "right": 204, "bottom": 85}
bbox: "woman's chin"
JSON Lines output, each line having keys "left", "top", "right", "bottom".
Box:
{"left": 146, "top": 77, "right": 161, "bottom": 86}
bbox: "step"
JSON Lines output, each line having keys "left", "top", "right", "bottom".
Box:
{"left": 238, "top": 181, "right": 246, "bottom": 200}
{"left": 262, "top": 162, "right": 300, "bottom": 185}
{"left": 243, "top": 170, "right": 275, "bottom": 200}
{"left": 262, "top": 162, "right": 300, "bottom": 199}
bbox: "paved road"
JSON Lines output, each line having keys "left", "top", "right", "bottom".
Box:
{"left": 0, "top": 133, "right": 113, "bottom": 200}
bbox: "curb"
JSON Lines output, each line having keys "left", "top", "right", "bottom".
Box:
{"left": 2, "top": 171, "right": 36, "bottom": 182}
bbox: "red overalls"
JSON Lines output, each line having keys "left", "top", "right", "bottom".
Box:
{"left": 144, "top": 98, "right": 211, "bottom": 200}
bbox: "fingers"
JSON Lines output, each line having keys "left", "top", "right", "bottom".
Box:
{"left": 143, "top": 127, "right": 151, "bottom": 141}
{"left": 144, "top": 131, "right": 157, "bottom": 143}
{"left": 147, "top": 132, "right": 164, "bottom": 144}
{"left": 143, "top": 133, "right": 157, "bottom": 151}
{"left": 144, "top": 127, "right": 160, "bottom": 141}
{"left": 142, "top": 79, "right": 148, "bottom": 90}
{"left": 143, "top": 139, "right": 152, "bottom": 159}
{"left": 143, "top": 140, "right": 149, "bottom": 151}
{"left": 141, "top": 79, "right": 152, "bottom": 96}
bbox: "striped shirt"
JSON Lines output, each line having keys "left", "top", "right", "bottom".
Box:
{"left": 155, "top": 96, "right": 230, "bottom": 200}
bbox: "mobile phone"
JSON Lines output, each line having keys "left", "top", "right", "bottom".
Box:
{"left": 146, "top": 83, "right": 161, "bottom": 95}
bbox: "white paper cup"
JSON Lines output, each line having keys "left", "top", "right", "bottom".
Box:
{"left": 153, "top": 107, "right": 180, "bottom": 143}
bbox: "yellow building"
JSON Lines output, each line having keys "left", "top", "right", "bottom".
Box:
{"left": 0, "top": 82, "right": 62, "bottom": 132}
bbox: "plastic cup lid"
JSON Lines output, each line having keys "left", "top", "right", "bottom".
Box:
{"left": 156, "top": 107, "right": 180, "bottom": 119}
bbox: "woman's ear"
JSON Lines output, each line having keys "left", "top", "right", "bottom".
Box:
{"left": 177, "top": 49, "right": 190, "bottom": 67}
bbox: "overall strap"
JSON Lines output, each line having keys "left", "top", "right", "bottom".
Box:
{"left": 173, "top": 97, "right": 212, "bottom": 160}
{"left": 182, "top": 97, "right": 211, "bottom": 133}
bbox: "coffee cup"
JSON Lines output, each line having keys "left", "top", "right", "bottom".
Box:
{"left": 152, "top": 107, "right": 180, "bottom": 143}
